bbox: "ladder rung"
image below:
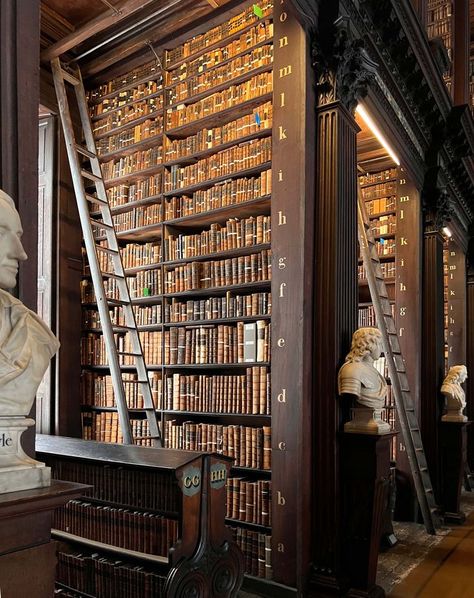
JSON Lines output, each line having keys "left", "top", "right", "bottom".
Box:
{"left": 125, "top": 379, "right": 149, "bottom": 384}
{"left": 134, "top": 436, "right": 159, "bottom": 441}
{"left": 101, "top": 272, "right": 125, "bottom": 280}
{"left": 76, "top": 144, "right": 96, "bottom": 159}
{"left": 61, "top": 68, "right": 80, "bottom": 86}
{"left": 90, "top": 220, "right": 114, "bottom": 230}
{"left": 117, "top": 352, "right": 142, "bottom": 357}
{"left": 95, "top": 245, "right": 119, "bottom": 255}
{"left": 86, "top": 194, "right": 107, "bottom": 205}
{"left": 81, "top": 169, "right": 102, "bottom": 183}
{"left": 106, "top": 298, "right": 129, "bottom": 307}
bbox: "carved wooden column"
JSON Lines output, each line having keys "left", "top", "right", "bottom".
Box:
{"left": 420, "top": 219, "right": 445, "bottom": 502}
{"left": 445, "top": 240, "right": 466, "bottom": 369}
{"left": 466, "top": 256, "right": 474, "bottom": 470}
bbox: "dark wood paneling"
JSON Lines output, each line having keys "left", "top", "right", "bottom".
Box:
{"left": 420, "top": 229, "right": 445, "bottom": 502}
{"left": 311, "top": 102, "right": 358, "bottom": 591}
{"left": 271, "top": 2, "right": 315, "bottom": 589}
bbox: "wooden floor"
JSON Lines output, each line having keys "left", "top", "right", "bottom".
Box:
{"left": 390, "top": 503, "right": 474, "bottom": 597}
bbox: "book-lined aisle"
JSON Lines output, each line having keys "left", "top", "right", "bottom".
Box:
{"left": 426, "top": 0, "right": 453, "bottom": 94}
{"left": 80, "top": 0, "right": 274, "bottom": 583}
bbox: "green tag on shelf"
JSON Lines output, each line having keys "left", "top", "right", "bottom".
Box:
{"left": 253, "top": 4, "right": 263, "bottom": 17}
{"left": 143, "top": 287, "right": 150, "bottom": 297}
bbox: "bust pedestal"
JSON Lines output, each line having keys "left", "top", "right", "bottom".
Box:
{"left": 341, "top": 431, "right": 397, "bottom": 598}
{"left": 440, "top": 421, "right": 471, "bottom": 524}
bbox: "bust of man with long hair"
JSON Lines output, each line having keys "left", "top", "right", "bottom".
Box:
{"left": 0, "top": 189, "right": 59, "bottom": 493}
{"left": 338, "top": 327, "right": 391, "bottom": 434}
{"left": 441, "top": 365, "right": 468, "bottom": 422}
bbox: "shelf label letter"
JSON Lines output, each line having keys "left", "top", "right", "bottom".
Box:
{"left": 279, "top": 65, "right": 292, "bottom": 78}
{"left": 278, "top": 441, "right": 286, "bottom": 451}
{"left": 278, "top": 257, "right": 287, "bottom": 269}
{"left": 279, "top": 125, "right": 287, "bottom": 140}
{"left": 279, "top": 282, "right": 287, "bottom": 297}
{"left": 279, "top": 11, "right": 288, "bottom": 22}
{"left": 277, "top": 491, "right": 286, "bottom": 505}
{"left": 278, "top": 169, "right": 283, "bottom": 182}
{"left": 278, "top": 543, "right": 285, "bottom": 552}
{"left": 400, "top": 237, "right": 408, "bottom": 246}
{"left": 400, "top": 195, "right": 410, "bottom": 202}
{"left": 278, "top": 211, "right": 286, "bottom": 225}
{"left": 277, "top": 388, "right": 287, "bottom": 403}
{"left": 399, "top": 282, "right": 406, "bottom": 291}
{"left": 277, "top": 338, "right": 285, "bottom": 347}
{"left": 279, "top": 36, "right": 288, "bottom": 48}
{"left": 280, "top": 92, "right": 285, "bottom": 107}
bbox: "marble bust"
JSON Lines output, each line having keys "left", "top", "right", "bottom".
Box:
{"left": 441, "top": 365, "right": 468, "bottom": 422}
{"left": 0, "top": 189, "right": 59, "bottom": 493}
{"left": 338, "top": 327, "right": 391, "bottom": 434}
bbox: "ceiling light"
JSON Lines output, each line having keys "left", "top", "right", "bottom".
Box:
{"left": 356, "top": 104, "right": 401, "bottom": 166}
{"left": 442, "top": 227, "right": 452, "bottom": 238}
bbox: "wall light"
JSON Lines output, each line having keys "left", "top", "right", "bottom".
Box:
{"left": 356, "top": 104, "right": 401, "bottom": 166}
{"left": 442, "top": 226, "right": 452, "bottom": 238}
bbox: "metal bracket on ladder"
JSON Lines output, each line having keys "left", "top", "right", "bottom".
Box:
{"left": 51, "top": 57, "right": 162, "bottom": 447}
{"left": 357, "top": 185, "right": 440, "bottom": 534}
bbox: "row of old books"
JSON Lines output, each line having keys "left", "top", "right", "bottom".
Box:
{"left": 164, "top": 421, "right": 271, "bottom": 470}
{"left": 164, "top": 137, "right": 272, "bottom": 191}
{"left": 358, "top": 304, "right": 395, "bottom": 328}
{"left": 80, "top": 271, "right": 162, "bottom": 303}
{"left": 96, "top": 116, "right": 163, "bottom": 157}
{"left": 81, "top": 331, "right": 163, "bottom": 365}
{"left": 48, "top": 457, "right": 179, "bottom": 512}
{"left": 92, "top": 96, "right": 161, "bottom": 137}
{"left": 101, "top": 146, "right": 163, "bottom": 181}
{"left": 358, "top": 260, "right": 395, "bottom": 280}
{"left": 164, "top": 0, "right": 272, "bottom": 67}
{"left": 165, "top": 367, "right": 270, "bottom": 414}
{"left": 57, "top": 551, "right": 166, "bottom": 598}
{"left": 107, "top": 173, "right": 163, "bottom": 207}
{"left": 163, "top": 169, "right": 272, "bottom": 219}
{"left": 226, "top": 477, "right": 271, "bottom": 526}
{"left": 163, "top": 249, "right": 272, "bottom": 292}
{"left": 81, "top": 371, "right": 162, "bottom": 409}
{"left": 165, "top": 42, "right": 273, "bottom": 106}
{"left": 55, "top": 500, "right": 177, "bottom": 556}
{"left": 230, "top": 527, "right": 272, "bottom": 580}
{"left": 164, "top": 101, "right": 272, "bottom": 162}
{"left": 112, "top": 202, "right": 162, "bottom": 232}
{"left": 372, "top": 239, "right": 395, "bottom": 257}
{"left": 165, "top": 71, "right": 273, "bottom": 130}
{"left": 82, "top": 412, "right": 152, "bottom": 445}
{"left": 164, "top": 321, "right": 270, "bottom": 365}
{"left": 364, "top": 196, "right": 397, "bottom": 216}
{"left": 167, "top": 291, "right": 271, "bottom": 322}
{"left": 359, "top": 168, "right": 398, "bottom": 186}
{"left": 360, "top": 181, "right": 397, "bottom": 201}
{"left": 90, "top": 78, "right": 163, "bottom": 118}
{"left": 370, "top": 214, "right": 396, "bottom": 236}
{"left": 164, "top": 215, "right": 271, "bottom": 261}
{"left": 88, "top": 61, "right": 161, "bottom": 102}
{"left": 120, "top": 241, "right": 162, "bottom": 269}
{"left": 165, "top": 20, "right": 273, "bottom": 86}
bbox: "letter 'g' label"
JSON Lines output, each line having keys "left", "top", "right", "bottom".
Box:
{"left": 180, "top": 466, "right": 201, "bottom": 497}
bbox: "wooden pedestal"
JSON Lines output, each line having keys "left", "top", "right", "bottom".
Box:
{"left": 440, "top": 421, "right": 471, "bottom": 524}
{"left": 0, "top": 480, "right": 87, "bottom": 598}
{"left": 341, "top": 432, "right": 397, "bottom": 598}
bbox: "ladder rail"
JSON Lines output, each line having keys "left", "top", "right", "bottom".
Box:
{"left": 357, "top": 187, "right": 439, "bottom": 534}
{"left": 51, "top": 58, "right": 162, "bottom": 446}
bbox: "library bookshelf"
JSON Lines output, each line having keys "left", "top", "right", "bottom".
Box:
{"left": 75, "top": 0, "right": 314, "bottom": 592}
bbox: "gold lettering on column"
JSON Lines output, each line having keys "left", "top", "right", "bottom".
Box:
{"left": 277, "top": 388, "right": 287, "bottom": 403}
{"left": 278, "top": 441, "right": 286, "bottom": 450}
{"left": 399, "top": 442, "right": 406, "bottom": 452}
{"left": 279, "top": 125, "right": 287, "bottom": 140}
{"left": 279, "top": 11, "right": 288, "bottom": 22}
{"left": 400, "top": 258, "right": 405, "bottom": 267}
{"left": 279, "top": 65, "right": 292, "bottom": 78}
{"left": 279, "top": 282, "right": 287, "bottom": 297}
{"left": 399, "top": 328, "right": 405, "bottom": 336}
{"left": 399, "top": 178, "right": 406, "bottom": 184}
{"left": 278, "top": 169, "right": 283, "bottom": 182}
{"left": 278, "top": 543, "right": 285, "bottom": 552}
{"left": 278, "top": 210, "right": 286, "bottom": 225}
{"left": 450, "top": 290, "right": 456, "bottom": 296}
{"left": 400, "top": 237, "right": 408, "bottom": 246}
{"left": 450, "top": 265, "right": 457, "bottom": 270}
{"left": 450, "top": 251, "right": 456, "bottom": 257}
{"left": 277, "top": 491, "right": 286, "bottom": 505}
{"left": 278, "top": 257, "right": 287, "bottom": 269}
{"left": 400, "top": 307, "right": 407, "bottom": 316}
{"left": 279, "top": 36, "right": 288, "bottom": 48}
{"left": 400, "top": 209, "right": 404, "bottom": 220}
{"left": 400, "top": 195, "right": 410, "bottom": 202}
{"left": 399, "top": 282, "right": 407, "bottom": 291}
{"left": 280, "top": 92, "right": 285, "bottom": 107}
{"left": 450, "top": 317, "right": 455, "bottom": 323}
{"left": 277, "top": 338, "right": 286, "bottom": 347}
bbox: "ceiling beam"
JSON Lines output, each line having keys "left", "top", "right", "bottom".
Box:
{"left": 41, "top": 0, "right": 157, "bottom": 61}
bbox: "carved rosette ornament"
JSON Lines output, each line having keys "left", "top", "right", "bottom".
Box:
{"left": 312, "top": 16, "right": 377, "bottom": 111}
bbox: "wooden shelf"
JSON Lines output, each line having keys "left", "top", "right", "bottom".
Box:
{"left": 367, "top": 209, "right": 396, "bottom": 219}
{"left": 51, "top": 530, "right": 169, "bottom": 565}
{"left": 132, "top": 294, "right": 163, "bottom": 305}
{"left": 89, "top": 71, "right": 163, "bottom": 106}
{"left": 359, "top": 177, "right": 397, "bottom": 189}
{"left": 94, "top": 223, "right": 163, "bottom": 242}
{"left": 231, "top": 466, "right": 271, "bottom": 476}
{"left": 91, "top": 89, "right": 163, "bottom": 122}
{"left": 163, "top": 243, "right": 271, "bottom": 267}
{"left": 164, "top": 315, "right": 271, "bottom": 327}
{"left": 165, "top": 92, "right": 273, "bottom": 139}
{"left": 165, "top": 63, "right": 273, "bottom": 111}
{"left": 94, "top": 109, "right": 162, "bottom": 141}
{"left": 163, "top": 127, "right": 272, "bottom": 168}
{"left": 81, "top": 364, "right": 163, "bottom": 371}
{"left": 163, "top": 280, "right": 271, "bottom": 298}
{"left": 163, "top": 161, "right": 271, "bottom": 197}
{"left": 358, "top": 254, "right": 395, "bottom": 264}
{"left": 164, "top": 362, "right": 270, "bottom": 370}
{"left": 165, "top": 36, "right": 273, "bottom": 92}
{"left": 80, "top": 405, "right": 149, "bottom": 414}
{"left": 125, "top": 262, "right": 162, "bottom": 275}
{"left": 104, "top": 164, "right": 164, "bottom": 189}
{"left": 165, "top": 15, "right": 272, "bottom": 71}
{"left": 55, "top": 582, "right": 96, "bottom": 598}
{"left": 90, "top": 194, "right": 162, "bottom": 218}
{"left": 163, "top": 195, "right": 271, "bottom": 228}
{"left": 225, "top": 518, "right": 272, "bottom": 533}
{"left": 71, "top": 494, "right": 179, "bottom": 519}
{"left": 163, "top": 410, "right": 271, "bottom": 419}
{"left": 98, "top": 133, "right": 163, "bottom": 162}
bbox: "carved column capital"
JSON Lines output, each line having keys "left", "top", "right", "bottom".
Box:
{"left": 422, "top": 166, "right": 453, "bottom": 232}
{"left": 312, "top": 16, "right": 377, "bottom": 111}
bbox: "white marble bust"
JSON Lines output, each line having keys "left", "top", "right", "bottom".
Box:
{"left": 0, "top": 190, "right": 59, "bottom": 493}
{"left": 441, "top": 365, "right": 468, "bottom": 422}
{"left": 338, "top": 327, "right": 391, "bottom": 434}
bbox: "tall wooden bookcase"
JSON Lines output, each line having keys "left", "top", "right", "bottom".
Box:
{"left": 78, "top": 0, "right": 314, "bottom": 592}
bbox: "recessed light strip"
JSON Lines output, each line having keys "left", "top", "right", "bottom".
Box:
{"left": 356, "top": 104, "right": 401, "bottom": 166}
